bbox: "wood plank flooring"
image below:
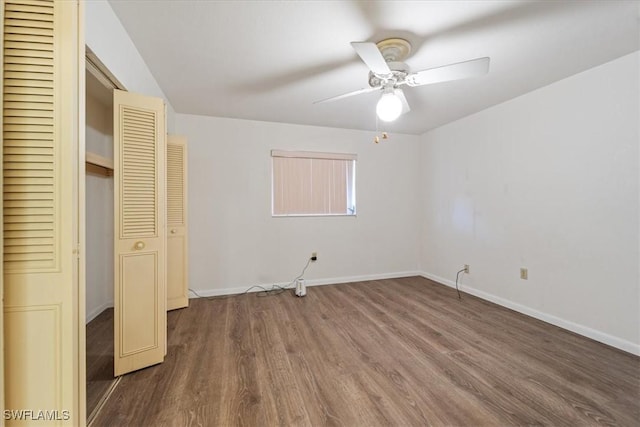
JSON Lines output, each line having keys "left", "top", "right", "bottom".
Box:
{"left": 86, "top": 308, "right": 116, "bottom": 418}
{"left": 91, "top": 277, "right": 640, "bottom": 426}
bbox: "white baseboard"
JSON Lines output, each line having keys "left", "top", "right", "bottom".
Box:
{"left": 86, "top": 301, "right": 113, "bottom": 324}
{"left": 188, "top": 270, "right": 421, "bottom": 298}
{"left": 420, "top": 271, "right": 640, "bottom": 356}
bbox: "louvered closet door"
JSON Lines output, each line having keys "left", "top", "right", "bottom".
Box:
{"left": 166, "top": 135, "right": 188, "bottom": 310}
{"left": 113, "top": 89, "right": 166, "bottom": 376}
{"left": 2, "top": 0, "right": 83, "bottom": 424}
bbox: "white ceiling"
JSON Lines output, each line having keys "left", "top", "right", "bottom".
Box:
{"left": 109, "top": 0, "right": 639, "bottom": 135}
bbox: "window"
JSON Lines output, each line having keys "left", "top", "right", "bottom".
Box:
{"left": 271, "top": 150, "right": 356, "bottom": 216}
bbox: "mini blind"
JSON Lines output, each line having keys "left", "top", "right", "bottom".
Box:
{"left": 271, "top": 150, "right": 356, "bottom": 216}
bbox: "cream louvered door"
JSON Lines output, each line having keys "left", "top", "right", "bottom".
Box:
{"left": 2, "top": 0, "right": 83, "bottom": 425}
{"left": 113, "top": 89, "right": 166, "bottom": 376}
{"left": 166, "top": 135, "right": 188, "bottom": 310}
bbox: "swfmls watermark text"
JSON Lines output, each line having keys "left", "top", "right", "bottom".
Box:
{"left": 4, "top": 410, "right": 71, "bottom": 421}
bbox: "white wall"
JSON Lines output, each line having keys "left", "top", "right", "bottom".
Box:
{"left": 85, "top": 94, "right": 114, "bottom": 323}
{"left": 175, "top": 114, "right": 421, "bottom": 294}
{"left": 419, "top": 52, "right": 639, "bottom": 354}
{"left": 85, "top": 0, "right": 176, "bottom": 132}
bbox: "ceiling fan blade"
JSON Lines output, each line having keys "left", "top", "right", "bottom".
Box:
{"left": 406, "top": 57, "right": 490, "bottom": 87}
{"left": 313, "top": 86, "right": 379, "bottom": 104}
{"left": 396, "top": 89, "right": 411, "bottom": 115}
{"left": 351, "top": 42, "right": 391, "bottom": 76}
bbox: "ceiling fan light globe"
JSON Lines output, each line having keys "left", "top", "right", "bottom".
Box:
{"left": 376, "top": 92, "right": 403, "bottom": 122}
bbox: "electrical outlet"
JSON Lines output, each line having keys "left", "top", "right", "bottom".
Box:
{"left": 464, "top": 264, "right": 469, "bottom": 274}
{"left": 311, "top": 252, "right": 318, "bottom": 261}
{"left": 520, "top": 268, "right": 528, "bottom": 280}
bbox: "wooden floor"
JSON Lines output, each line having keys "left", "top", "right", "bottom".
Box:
{"left": 86, "top": 308, "right": 115, "bottom": 418}
{"left": 91, "top": 277, "right": 640, "bottom": 426}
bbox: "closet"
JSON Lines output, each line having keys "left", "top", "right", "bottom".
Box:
{"left": 85, "top": 66, "right": 116, "bottom": 420}
{"left": 1, "top": 1, "right": 187, "bottom": 419}
{"left": 84, "top": 52, "right": 189, "bottom": 421}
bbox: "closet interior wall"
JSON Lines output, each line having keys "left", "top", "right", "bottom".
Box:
{"left": 86, "top": 70, "right": 114, "bottom": 323}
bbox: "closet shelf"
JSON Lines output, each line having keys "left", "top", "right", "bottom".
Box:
{"left": 86, "top": 152, "right": 113, "bottom": 177}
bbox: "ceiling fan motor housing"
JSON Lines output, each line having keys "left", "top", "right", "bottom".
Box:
{"left": 369, "top": 62, "right": 410, "bottom": 88}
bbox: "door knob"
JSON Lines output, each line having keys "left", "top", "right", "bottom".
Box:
{"left": 134, "top": 241, "right": 145, "bottom": 250}
{"left": 170, "top": 229, "right": 177, "bottom": 234}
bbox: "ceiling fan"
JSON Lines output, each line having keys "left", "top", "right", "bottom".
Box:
{"left": 314, "top": 38, "right": 490, "bottom": 122}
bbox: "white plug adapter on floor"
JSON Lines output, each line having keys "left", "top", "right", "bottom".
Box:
{"left": 295, "top": 278, "right": 307, "bottom": 297}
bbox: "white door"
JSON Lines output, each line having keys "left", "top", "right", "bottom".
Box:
{"left": 166, "top": 135, "right": 188, "bottom": 310}
{"left": 113, "top": 89, "right": 166, "bottom": 376}
{"left": 2, "top": 0, "right": 84, "bottom": 424}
